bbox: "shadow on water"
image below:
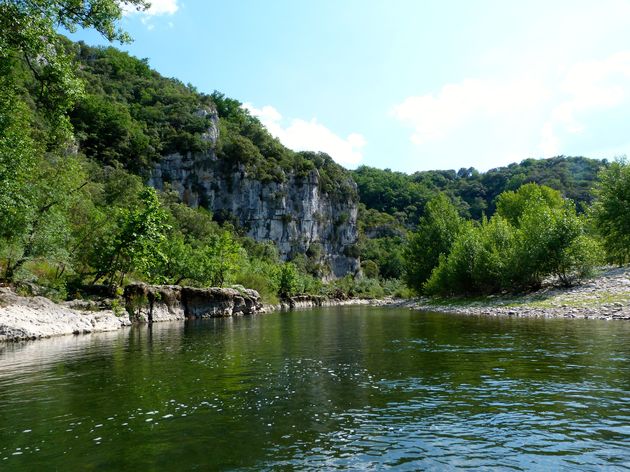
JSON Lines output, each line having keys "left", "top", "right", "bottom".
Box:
{"left": 0, "top": 307, "right": 629, "bottom": 470}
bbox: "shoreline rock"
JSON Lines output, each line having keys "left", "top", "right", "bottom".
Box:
{"left": 0, "top": 287, "right": 131, "bottom": 342}
{"left": 266, "top": 295, "right": 399, "bottom": 311}
{"left": 123, "top": 283, "right": 265, "bottom": 322}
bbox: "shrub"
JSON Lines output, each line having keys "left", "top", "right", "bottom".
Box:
{"left": 592, "top": 157, "right": 630, "bottom": 264}
{"left": 425, "top": 185, "right": 600, "bottom": 296}
{"left": 404, "top": 194, "right": 464, "bottom": 294}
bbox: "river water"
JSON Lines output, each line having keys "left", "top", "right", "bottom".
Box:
{"left": 0, "top": 306, "right": 629, "bottom": 471}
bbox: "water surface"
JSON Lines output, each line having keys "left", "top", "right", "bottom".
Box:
{"left": 0, "top": 307, "right": 629, "bottom": 470}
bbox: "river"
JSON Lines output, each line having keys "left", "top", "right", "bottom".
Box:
{"left": 0, "top": 306, "right": 629, "bottom": 470}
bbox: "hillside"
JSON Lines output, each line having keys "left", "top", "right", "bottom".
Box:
{"left": 67, "top": 41, "right": 360, "bottom": 278}
{"left": 0, "top": 24, "right": 616, "bottom": 301}
{"left": 353, "top": 156, "right": 606, "bottom": 225}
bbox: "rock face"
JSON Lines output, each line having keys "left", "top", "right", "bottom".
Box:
{"left": 148, "top": 113, "right": 360, "bottom": 279}
{"left": 124, "top": 283, "right": 265, "bottom": 323}
{"left": 0, "top": 288, "right": 130, "bottom": 342}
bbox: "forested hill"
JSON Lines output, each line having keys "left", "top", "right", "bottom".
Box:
{"left": 67, "top": 40, "right": 361, "bottom": 279}
{"left": 353, "top": 156, "right": 606, "bottom": 224}
{"left": 67, "top": 39, "right": 605, "bottom": 228}
{"left": 68, "top": 40, "right": 356, "bottom": 198}
{"left": 1, "top": 1, "right": 624, "bottom": 303}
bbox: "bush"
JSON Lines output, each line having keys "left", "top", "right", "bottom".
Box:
{"left": 592, "top": 157, "right": 630, "bottom": 264}
{"left": 425, "top": 185, "right": 601, "bottom": 296}
{"left": 404, "top": 194, "right": 464, "bottom": 294}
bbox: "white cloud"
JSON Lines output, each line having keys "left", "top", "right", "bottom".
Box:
{"left": 391, "top": 77, "right": 549, "bottom": 145}
{"left": 243, "top": 103, "right": 366, "bottom": 167}
{"left": 123, "top": 0, "right": 179, "bottom": 16}
{"left": 392, "top": 50, "right": 630, "bottom": 163}
{"left": 542, "top": 51, "right": 630, "bottom": 153}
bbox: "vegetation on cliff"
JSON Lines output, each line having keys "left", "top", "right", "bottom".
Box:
{"left": 0, "top": 1, "right": 367, "bottom": 303}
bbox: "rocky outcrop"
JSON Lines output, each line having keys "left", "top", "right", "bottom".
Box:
{"left": 147, "top": 112, "right": 360, "bottom": 279}
{"left": 0, "top": 288, "right": 131, "bottom": 342}
{"left": 124, "top": 283, "right": 265, "bottom": 322}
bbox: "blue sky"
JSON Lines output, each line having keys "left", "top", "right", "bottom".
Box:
{"left": 69, "top": 0, "right": 630, "bottom": 172}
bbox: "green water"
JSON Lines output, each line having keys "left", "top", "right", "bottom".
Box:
{"left": 0, "top": 307, "right": 629, "bottom": 471}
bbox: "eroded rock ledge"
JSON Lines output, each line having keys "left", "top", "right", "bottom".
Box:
{"left": 124, "top": 283, "right": 265, "bottom": 322}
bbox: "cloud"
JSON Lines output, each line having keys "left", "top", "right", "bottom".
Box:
{"left": 542, "top": 51, "right": 630, "bottom": 154}
{"left": 123, "top": 0, "right": 179, "bottom": 16}
{"left": 243, "top": 103, "right": 366, "bottom": 167}
{"left": 391, "top": 77, "right": 549, "bottom": 145}
{"left": 392, "top": 50, "right": 630, "bottom": 161}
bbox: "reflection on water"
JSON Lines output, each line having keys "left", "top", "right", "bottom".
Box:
{"left": 0, "top": 307, "right": 629, "bottom": 470}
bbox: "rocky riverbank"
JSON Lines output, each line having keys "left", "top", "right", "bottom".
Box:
{"left": 2, "top": 267, "right": 629, "bottom": 342}
{"left": 405, "top": 266, "right": 630, "bottom": 320}
{"left": 0, "top": 281, "right": 403, "bottom": 342}
{"left": 268, "top": 294, "right": 397, "bottom": 311}
{"left": 123, "top": 283, "right": 265, "bottom": 322}
{"left": 0, "top": 287, "right": 131, "bottom": 342}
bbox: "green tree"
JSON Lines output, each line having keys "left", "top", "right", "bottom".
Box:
{"left": 2, "top": 153, "right": 88, "bottom": 280}
{"left": 277, "top": 263, "right": 299, "bottom": 298}
{"left": 201, "top": 231, "right": 242, "bottom": 287}
{"left": 404, "top": 194, "right": 464, "bottom": 293}
{"left": 496, "top": 182, "right": 565, "bottom": 226}
{"left": 149, "top": 234, "right": 194, "bottom": 285}
{"left": 0, "top": 80, "right": 37, "bottom": 246}
{"left": 0, "top": 0, "right": 148, "bottom": 138}
{"left": 592, "top": 157, "right": 630, "bottom": 264}
{"left": 425, "top": 217, "right": 515, "bottom": 296}
{"left": 510, "top": 199, "right": 596, "bottom": 288}
{"left": 91, "top": 187, "right": 168, "bottom": 288}
{"left": 425, "top": 184, "right": 600, "bottom": 296}
{"left": 0, "top": 0, "right": 148, "bottom": 283}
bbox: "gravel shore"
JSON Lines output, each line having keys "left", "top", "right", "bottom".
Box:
{"left": 403, "top": 266, "right": 630, "bottom": 320}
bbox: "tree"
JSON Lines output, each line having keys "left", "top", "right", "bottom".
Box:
{"left": 592, "top": 157, "right": 630, "bottom": 264}
{"left": 0, "top": 0, "right": 148, "bottom": 137}
{"left": 277, "top": 263, "right": 299, "bottom": 298}
{"left": 509, "top": 199, "right": 599, "bottom": 288}
{"left": 404, "top": 194, "right": 464, "bottom": 293}
{"left": 90, "top": 187, "right": 168, "bottom": 288}
{"left": 2, "top": 153, "right": 88, "bottom": 280}
{"left": 199, "top": 231, "right": 242, "bottom": 287}
{"left": 0, "top": 80, "right": 37, "bottom": 245}
{"left": 0, "top": 0, "right": 148, "bottom": 282}
{"left": 424, "top": 217, "right": 515, "bottom": 296}
{"left": 496, "top": 182, "right": 565, "bottom": 226}
{"left": 425, "top": 184, "right": 601, "bottom": 296}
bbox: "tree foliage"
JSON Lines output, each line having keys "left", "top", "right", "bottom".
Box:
{"left": 90, "top": 187, "right": 168, "bottom": 287}
{"left": 423, "top": 184, "right": 602, "bottom": 296}
{"left": 404, "top": 195, "right": 464, "bottom": 294}
{"left": 592, "top": 157, "right": 630, "bottom": 264}
{"left": 354, "top": 156, "right": 605, "bottom": 225}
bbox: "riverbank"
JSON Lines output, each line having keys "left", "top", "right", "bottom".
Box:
{"left": 0, "top": 284, "right": 397, "bottom": 342}
{"left": 0, "top": 287, "right": 131, "bottom": 342}
{"left": 2, "top": 267, "right": 629, "bottom": 342}
{"left": 406, "top": 266, "right": 630, "bottom": 320}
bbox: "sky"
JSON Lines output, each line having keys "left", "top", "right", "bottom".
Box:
{"left": 68, "top": 0, "right": 630, "bottom": 172}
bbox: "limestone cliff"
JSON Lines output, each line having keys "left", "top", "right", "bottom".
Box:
{"left": 148, "top": 112, "right": 360, "bottom": 279}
